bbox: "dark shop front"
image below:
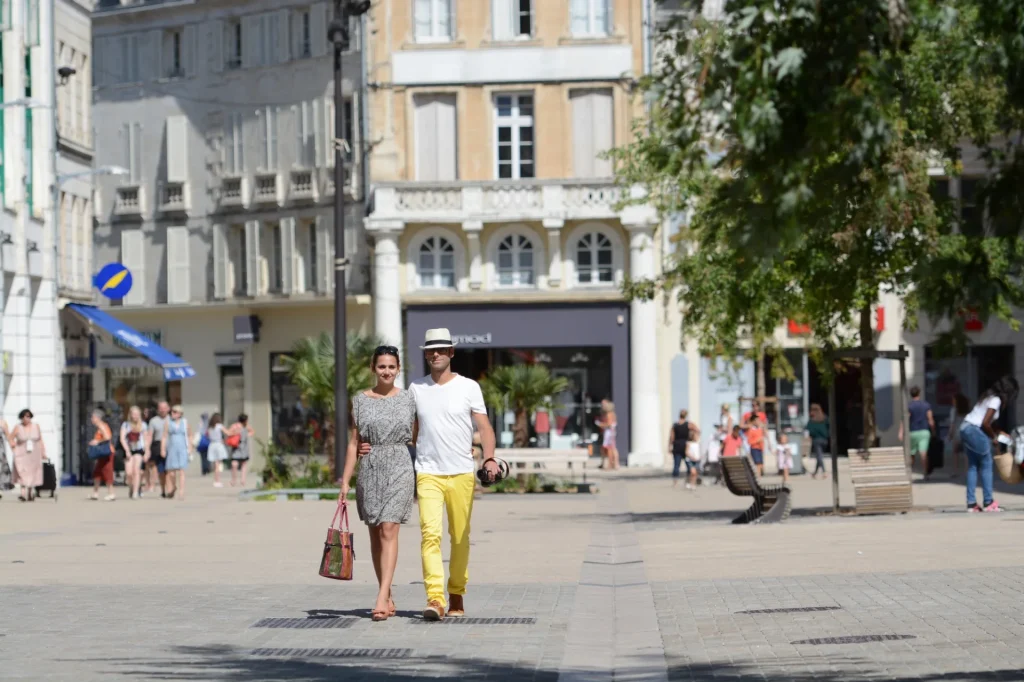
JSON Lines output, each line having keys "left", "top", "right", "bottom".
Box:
{"left": 405, "top": 302, "right": 630, "bottom": 459}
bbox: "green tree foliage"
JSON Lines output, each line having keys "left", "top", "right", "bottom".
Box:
{"left": 479, "top": 365, "right": 569, "bottom": 448}
{"left": 615, "top": 0, "right": 1024, "bottom": 446}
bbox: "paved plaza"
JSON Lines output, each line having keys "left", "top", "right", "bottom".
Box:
{"left": 3, "top": 464, "right": 1024, "bottom": 680}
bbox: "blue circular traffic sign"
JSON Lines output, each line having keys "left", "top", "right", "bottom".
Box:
{"left": 94, "top": 262, "right": 134, "bottom": 300}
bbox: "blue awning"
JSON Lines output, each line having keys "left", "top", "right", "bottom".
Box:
{"left": 66, "top": 304, "right": 196, "bottom": 380}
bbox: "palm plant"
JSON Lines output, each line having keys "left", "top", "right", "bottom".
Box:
{"left": 480, "top": 364, "right": 569, "bottom": 448}
{"left": 282, "top": 332, "right": 385, "bottom": 475}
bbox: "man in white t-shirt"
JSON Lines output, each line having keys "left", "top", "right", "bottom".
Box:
{"left": 409, "top": 328, "right": 496, "bottom": 621}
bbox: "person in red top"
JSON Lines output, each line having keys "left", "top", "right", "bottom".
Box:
{"left": 722, "top": 425, "right": 744, "bottom": 457}
{"left": 744, "top": 414, "right": 766, "bottom": 476}
{"left": 742, "top": 399, "right": 769, "bottom": 427}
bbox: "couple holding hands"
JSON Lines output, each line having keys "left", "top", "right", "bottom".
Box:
{"left": 340, "top": 328, "right": 499, "bottom": 622}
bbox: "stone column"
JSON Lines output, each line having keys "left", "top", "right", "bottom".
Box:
{"left": 543, "top": 218, "right": 564, "bottom": 287}
{"left": 625, "top": 221, "right": 661, "bottom": 467}
{"left": 464, "top": 220, "right": 483, "bottom": 290}
{"left": 371, "top": 222, "right": 404, "bottom": 384}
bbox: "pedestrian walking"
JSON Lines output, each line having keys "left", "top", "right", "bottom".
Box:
{"left": 147, "top": 401, "right": 170, "bottom": 497}
{"left": 9, "top": 409, "right": 46, "bottom": 502}
{"left": 206, "top": 413, "right": 229, "bottom": 487}
{"left": 898, "top": 386, "right": 935, "bottom": 479}
{"left": 960, "top": 375, "right": 1019, "bottom": 513}
{"left": 684, "top": 430, "right": 701, "bottom": 489}
{"left": 119, "top": 406, "right": 149, "bottom": 499}
{"left": 743, "top": 413, "right": 767, "bottom": 476}
{"left": 361, "top": 328, "right": 497, "bottom": 622}
{"left": 227, "top": 414, "right": 254, "bottom": 487}
{"left": 669, "top": 410, "right": 692, "bottom": 487}
{"left": 88, "top": 409, "right": 116, "bottom": 501}
{"left": 341, "top": 345, "right": 416, "bottom": 622}
{"left": 806, "top": 403, "right": 829, "bottom": 479}
{"left": 722, "top": 424, "right": 744, "bottom": 458}
{"left": 197, "top": 412, "right": 211, "bottom": 475}
{"left": 162, "top": 405, "right": 192, "bottom": 500}
{"left": 776, "top": 432, "right": 795, "bottom": 484}
{"left": 596, "top": 399, "right": 619, "bottom": 470}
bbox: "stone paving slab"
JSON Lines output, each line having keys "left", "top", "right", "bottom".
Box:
{"left": 5, "top": 473, "right": 1024, "bottom": 680}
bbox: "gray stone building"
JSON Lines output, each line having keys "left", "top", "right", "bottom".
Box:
{"left": 90, "top": 0, "right": 370, "bottom": 457}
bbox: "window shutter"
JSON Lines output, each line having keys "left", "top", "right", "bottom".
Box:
{"left": 414, "top": 96, "right": 438, "bottom": 181}
{"left": 600, "top": 0, "right": 612, "bottom": 35}
{"left": 570, "top": 0, "right": 589, "bottom": 35}
{"left": 290, "top": 9, "right": 303, "bottom": 59}
{"left": 147, "top": 30, "right": 163, "bottom": 81}
{"left": 212, "top": 223, "right": 228, "bottom": 299}
{"left": 166, "top": 226, "right": 191, "bottom": 304}
{"left": 279, "top": 217, "right": 296, "bottom": 294}
{"left": 245, "top": 220, "right": 260, "bottom": 296}
{"left": 312, "top": 98, "right": 323, "bottom": 168}
{"left": 571, "top": 91, "right": 596, "bottom": 177}
{"left": 435, "top": 95, "right": 457, "bottom": 180}
{"left": 120, "top": 229, "right": 145, "bottom": 305}
{"left": 592, "top": 89, "right": 613, "bottom": 176}
{"left": 183, "top": 24, "right": 198, "bottom": 77}
{"left": 208, "top": 20, "right": 224, "bottom": 73}
{"left": 323, "top": 98, "right": 336, "bottom": 168}
{"left": 93, "top": 38, "right": 107, "bottom": 86}
{"left": 438, "top": 0, "right": 452, "bottom": 38}
{"left": 166, "top": 116, "right": 188, "bottom": 183}
{"left": 275, "top": 10, "right": 290, "bottom": 63}
{"left": 255, "top": 109, "right": 267, "bottom": 171}
{"left": 310, "top": 2, "right": 328, "bottom": 57}
{"left": 315, "top": 215, "right": 332, "bottom": 293}
{"left": 243, "top": 14, "right": 262, "bottom": 68}
{"left": 233, "top": 113, "right": 244, "bottom": 174}
{"left": 492, "top": 0, "right": 513, "bottom": 40}
{"left": 121, "top": 122, "right": 132, "bottom": 179}
{"left": 268, "top": 108, "right": 279, "bottom": 169}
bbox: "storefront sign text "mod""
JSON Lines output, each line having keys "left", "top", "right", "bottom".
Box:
{"left": 452, "top": 333, "right": 493, "bottom": 346}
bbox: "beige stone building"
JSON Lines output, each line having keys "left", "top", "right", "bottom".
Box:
{"left": 364, "top": 0, "right": 667, "bottom": 464}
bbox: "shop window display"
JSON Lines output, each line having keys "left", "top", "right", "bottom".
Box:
{"left": 450, "top": 346, "right": 612, "bottom": 450}
{"left": 270, "top": 352, "right": 325, "bottom": 454}
{"left": 107, "top": 367, "right": 181, "bottom": 417}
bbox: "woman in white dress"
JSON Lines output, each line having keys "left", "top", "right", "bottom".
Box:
{"left": 206, "top": 413, "right": 229, "bottom": 488}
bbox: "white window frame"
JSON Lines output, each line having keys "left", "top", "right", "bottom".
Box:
{"left": 418, "top": 236, "right": 457, "bottom": 290}
{"left": 224, "top": 112, "right": 244, "bottom": 175}
{"left": 493, "top": 0, "right": 533, "bottom": 40}
{"left": 565, "top": 223, "right": 623, "bottom": 288}
{"left": 226, "top": 20, "right": 243, "bottom": 69}
{"left": 414, "top": 0, "right": 453, "bottom": 43}
{"left": 488, "top": 226, "right": 544, "bottom": 289}
{"left": 493, "top": 93, "right": 535, "bottom": 180}
{"left": 407, "top": 228, "right": 464, "bottom": 292}
{"left": 570, "top": 0, "right": 610, "bottom": 38}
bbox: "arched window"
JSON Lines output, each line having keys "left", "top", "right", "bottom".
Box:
{"left": 418, "top": 236, "right": 456, "bottom": 289}
{"left": 575, "top": 231, "right": 614, "bottom": 284}
{"left": 496, "top": 234, "right": 535, "bottom": 287}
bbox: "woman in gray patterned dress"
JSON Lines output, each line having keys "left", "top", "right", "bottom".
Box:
{"left": 340, "top": 345, "right": 416, "bottom": 621}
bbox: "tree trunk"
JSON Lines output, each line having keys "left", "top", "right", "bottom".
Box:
{"left": 513, "top": 409, "right": 530, "bottom": 448}
{"left": 859, "top": 304, "right": 877, "bottom": 451}
{"left": 756, "top": 346, "right": 767, "bottom": 400}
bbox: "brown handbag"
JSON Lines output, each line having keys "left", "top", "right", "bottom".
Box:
{"left": 319, "top": 500, "right": 355, "bottom": 580}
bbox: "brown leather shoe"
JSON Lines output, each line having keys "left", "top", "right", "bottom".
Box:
{"left": 423, "top": 600, "right": 445, "bottom": 621}
{"left": 447, "top": 594, "right": 465, "bottom": 618}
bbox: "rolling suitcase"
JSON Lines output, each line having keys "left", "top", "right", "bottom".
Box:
{"left": 35, "top": 461, "right": 58, "bottom": 501}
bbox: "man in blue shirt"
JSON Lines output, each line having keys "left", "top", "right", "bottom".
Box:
{"left": 899, "top": 386, "right": 935, "bottom": 478}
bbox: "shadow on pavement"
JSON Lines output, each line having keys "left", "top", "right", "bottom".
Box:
{"left": 66, "top": 645, "right": 1024, "bottom": 681}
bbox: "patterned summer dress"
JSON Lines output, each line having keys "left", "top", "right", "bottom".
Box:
{"left": 353, "top": 391, "right": 416, "bottom": 526}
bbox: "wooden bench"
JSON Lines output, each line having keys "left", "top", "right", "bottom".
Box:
{"left": 720, "top": 456, "right": 792, "bottom": 524}
{"left": 847, "top": 447, "right": 912, "bottom": 514}
{"left": 495, "top": 449, "right": 590, "bottom": 484}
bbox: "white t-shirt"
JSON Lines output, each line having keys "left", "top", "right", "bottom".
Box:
{"left": 409, "top": 374, "right": 487, "bottom": 475}
{"left": 964, "top": 396, "right": 1001, "bottom": 427}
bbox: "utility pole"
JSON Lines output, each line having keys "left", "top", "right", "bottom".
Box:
{"left": 328, "top": 0, "right": 370, "bottom": 481}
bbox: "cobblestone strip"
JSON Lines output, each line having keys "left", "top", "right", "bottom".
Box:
{"left": 558, "top": 482, "right": 669, "bottom": 682}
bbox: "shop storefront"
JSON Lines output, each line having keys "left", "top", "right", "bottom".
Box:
{"left": 405, "top": 302, "right": 630, "bottom": 458}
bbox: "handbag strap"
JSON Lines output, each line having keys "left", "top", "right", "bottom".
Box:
{"left": 330, "top": 500, "right": 350, "bottom": 533}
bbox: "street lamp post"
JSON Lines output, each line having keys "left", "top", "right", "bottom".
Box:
{"left": 328, "top": 1, "right": 370, "bottom": 481}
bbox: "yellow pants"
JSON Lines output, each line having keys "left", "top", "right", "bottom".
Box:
{"left": 417, "top": 472, "right": 475, "bottom": 608}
